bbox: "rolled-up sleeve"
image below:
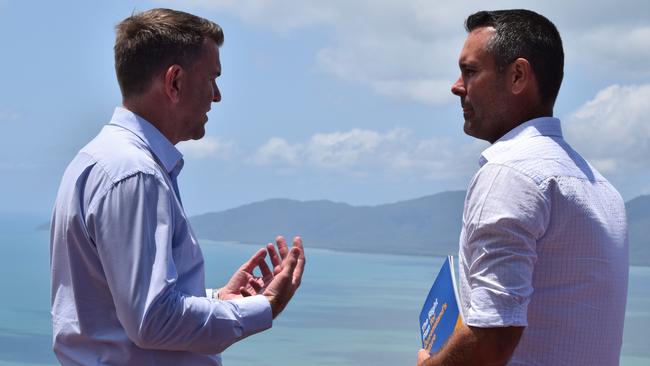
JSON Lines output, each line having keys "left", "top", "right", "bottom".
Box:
{"left": 86, "top": 172, "right": 272, "bottom": 354}
{"left": 462, "top": 164, "right": 550, "bottom": 327}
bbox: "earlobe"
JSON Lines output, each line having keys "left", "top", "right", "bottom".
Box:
{"left": 164, "top": 65, "right": 183, "bottom": 103}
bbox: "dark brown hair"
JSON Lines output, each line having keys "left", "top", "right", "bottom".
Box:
{"left": 114, "top": 8, "right": 224, "bottom": 98}
{"left": 466, "top": 9, "right": 564, "bottom": 106}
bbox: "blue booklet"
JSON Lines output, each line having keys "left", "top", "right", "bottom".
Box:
{"left": 419, "top": 255, "right": 463, "bottom": 355}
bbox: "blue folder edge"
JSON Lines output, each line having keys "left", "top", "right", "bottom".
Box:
{"left": 419, "top": 255, "right": 464, "bottom": 355}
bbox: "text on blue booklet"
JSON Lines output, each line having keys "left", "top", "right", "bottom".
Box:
{"left": 419, "top": 255, "right": 463, "bottom": 355}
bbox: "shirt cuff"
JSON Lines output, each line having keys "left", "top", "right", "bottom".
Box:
{"left": 465, "top": 288, "right": 529, "bottom": 327}
{"left": 229, "top": 295, "right": 273, "bottom": 336}
{"left": 466, "top": 308, "right": 528, "bottom": 328}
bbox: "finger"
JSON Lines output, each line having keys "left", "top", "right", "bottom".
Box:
{"left": 276, "top": 235, "right": 289, "bottom": 259}
{"left": 240, "top": 248, "right": 267, "bottom": 273}
{"left": 240, "top": 286, "right": 253, "bottom": 297}
{"left": 291, "top": 237, "right": 305, "bottom": 285}
{"left": 274, "top": 247, "right": 299, "bottom": 283}
{"left": 258, "top": 257, "right": 273, "bottom": 279}
{"left": 292, "top": 236, "right": 304, "bottom": 258}
{"left": 266, "top": 242, "right": 282, "bottom": 269}
{"left": 417, "top": 349, "right": 430, "bottom": 364}
{"left": 263, "top": 249, "right": 300, "bottom": 318}
{"left": 248, "top": 277, "right": 263, "bottom": 292}
{"left": 280, "top": 247, "right": 300, "bottom": 277}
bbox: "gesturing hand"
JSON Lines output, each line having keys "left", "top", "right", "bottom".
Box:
{"left": 218, "top": 248, "right": 274, "bottom": 301}
{"left": 262, "top": 236, "right": 305, "bottom": 318}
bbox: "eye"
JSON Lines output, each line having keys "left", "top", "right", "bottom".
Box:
{"left": 462, "top": 68, "right": 476, "bottom": 77}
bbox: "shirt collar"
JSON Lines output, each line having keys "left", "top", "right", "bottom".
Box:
{"left": 479, "top": 116, "right": 563, "bottom": 167}
{"left": 108, "top": 106, "right": 184, "bottom": 175}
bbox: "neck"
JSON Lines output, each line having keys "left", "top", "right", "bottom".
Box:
{"left": 522, "top": 104, "right": 554, "bottom": 122}
{"left": 488, "top": 104, "right": 554, "bottom": 144}
{"left": 509, "top": 99, "right": 554, "bottom": 131}
{"left": 123, "top": 96, "right": 178, "bottom": 144}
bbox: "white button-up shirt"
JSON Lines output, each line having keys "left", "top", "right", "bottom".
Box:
{"left": 50, "top": 107, "right": 272, "bottom": 365}
{"left": 459, "top": 117, "right": 628, "bottom": 365}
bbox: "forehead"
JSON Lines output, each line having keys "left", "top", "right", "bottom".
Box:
{"left": 459, "top": 27, "right": 495, "bottom": 66}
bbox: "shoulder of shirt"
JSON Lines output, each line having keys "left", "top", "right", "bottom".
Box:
{"left": 480, "top": 136, "right": 608, "bottom": 187}
{"left": 79, "top": 125, "right": 166, "bottom": 184}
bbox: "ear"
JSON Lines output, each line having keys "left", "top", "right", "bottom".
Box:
{"left": 509, "top": 58, "right": 533, "bottom": 95}
{"left": 163, "top": 64, "right": 184, "bottom": 103}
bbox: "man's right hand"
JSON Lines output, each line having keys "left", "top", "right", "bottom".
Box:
{"left": 262, "top": 236, "right": 305, "bottom": 318}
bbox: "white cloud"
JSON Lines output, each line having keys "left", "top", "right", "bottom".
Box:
{"left": 252, "top": 128, "right": 484, "bottom": 180}
{"left": 372, "top": 79, "right": 455, "bottom": 106}
{"left": 305, "top": 128, "right": 408, "bottom": 168}
{"left": 564, "top": 84, "right": 650, "bottom": 174}
{"left": 164, "top": 0, "right": 469, "bottom": 104}
{"left": 177, "top": 136, "right": 238, "bottom": 159}
{"left": 163, "top": 1, "right": 650, "bottom": 104}
{"left": 387, "top": 137, "right": 484, "bottom": 180}
{"left": 572, "top": 25, "right": 650, "bottom": 76}
{"left": 173, "top": 0, "right": 338, "bottom": 32}
{"left": 253, "top": 137, "right": 300, "bottom": 166}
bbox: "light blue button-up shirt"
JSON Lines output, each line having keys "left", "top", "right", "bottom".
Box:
{"left": 50, "top": 107, "right": 272, "bottom": 365}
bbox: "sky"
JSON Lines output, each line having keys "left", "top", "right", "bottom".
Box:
{"left": 1, "top": 0, "right": 649, "bottom": 216}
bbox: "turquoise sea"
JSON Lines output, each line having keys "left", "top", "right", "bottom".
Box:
{"left": 0, "top": 213, "right": 648, "bottom": 365}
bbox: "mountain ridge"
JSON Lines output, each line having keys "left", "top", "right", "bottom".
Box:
{"left": 190, "top": 192, "right": 650, "bottom": 266}
{"left": 37, "top": 192, "right": 650, "bottom": 266}
{"left": 190, "top": 191, "right": 466, "bottom": 256}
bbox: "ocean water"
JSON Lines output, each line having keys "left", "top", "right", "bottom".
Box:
{"left": 0, "top": 214, "right": 648, "bottom": 365}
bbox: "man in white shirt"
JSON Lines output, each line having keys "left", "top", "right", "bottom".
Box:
{"left": 417, "top": 9, "right": 628, "bottom": 366}
{"left": 51, "top": 8, "right": 305, "bottom": 365}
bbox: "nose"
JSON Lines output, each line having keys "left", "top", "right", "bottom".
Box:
{"left": 212, "top": 83, "right": 221, "bottom": 103}
{"left": 451, "top": 76, "right": 465, "bottom": 97}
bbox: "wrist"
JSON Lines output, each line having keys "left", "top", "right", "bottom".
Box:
{"left": 263, "top": 294, "right": 277, "bottom": 317}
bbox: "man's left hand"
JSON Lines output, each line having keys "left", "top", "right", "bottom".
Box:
{"left": 218, "top": 248, "right": 274, "bottom": 300}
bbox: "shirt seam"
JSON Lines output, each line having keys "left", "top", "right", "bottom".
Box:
{"left": 86, "top": 168, "right": 165, "bottom": 215}
{"left": 475, "top": 162, "right": 552, "bottom": 235}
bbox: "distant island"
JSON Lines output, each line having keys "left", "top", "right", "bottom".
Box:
{"left": 38, "top": 191, "right": 650, "bottom": 266}
{"left": 189, "top": 191, "right": 650, "bottom": 266}
{"left": 190, "top": 191, "right": 466, "bottom": 257}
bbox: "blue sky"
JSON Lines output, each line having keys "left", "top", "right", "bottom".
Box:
{"left": 1, "top": 0, "right": 649, "bottom": 216}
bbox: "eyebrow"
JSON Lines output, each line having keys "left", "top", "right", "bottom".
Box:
{"left": 459, "top": 61, "right": 476, "bottom": 69}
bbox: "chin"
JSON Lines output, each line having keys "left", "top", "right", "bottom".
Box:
{"left": 463, "top": 121, "right": 475, "bottom": 136}
{"left": 463, "top": 124, "right": 487, "bottom": 142}
{"left": 194, "top": 129, "right": 206, "bottom": 140}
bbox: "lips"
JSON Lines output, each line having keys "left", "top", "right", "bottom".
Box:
{"left": 460, "top": 98, "right": 472, "bottom": 112}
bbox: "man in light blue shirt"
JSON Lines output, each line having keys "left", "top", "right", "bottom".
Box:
{"left": 50, "top": 8, "right": 305, "bottom": 365}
